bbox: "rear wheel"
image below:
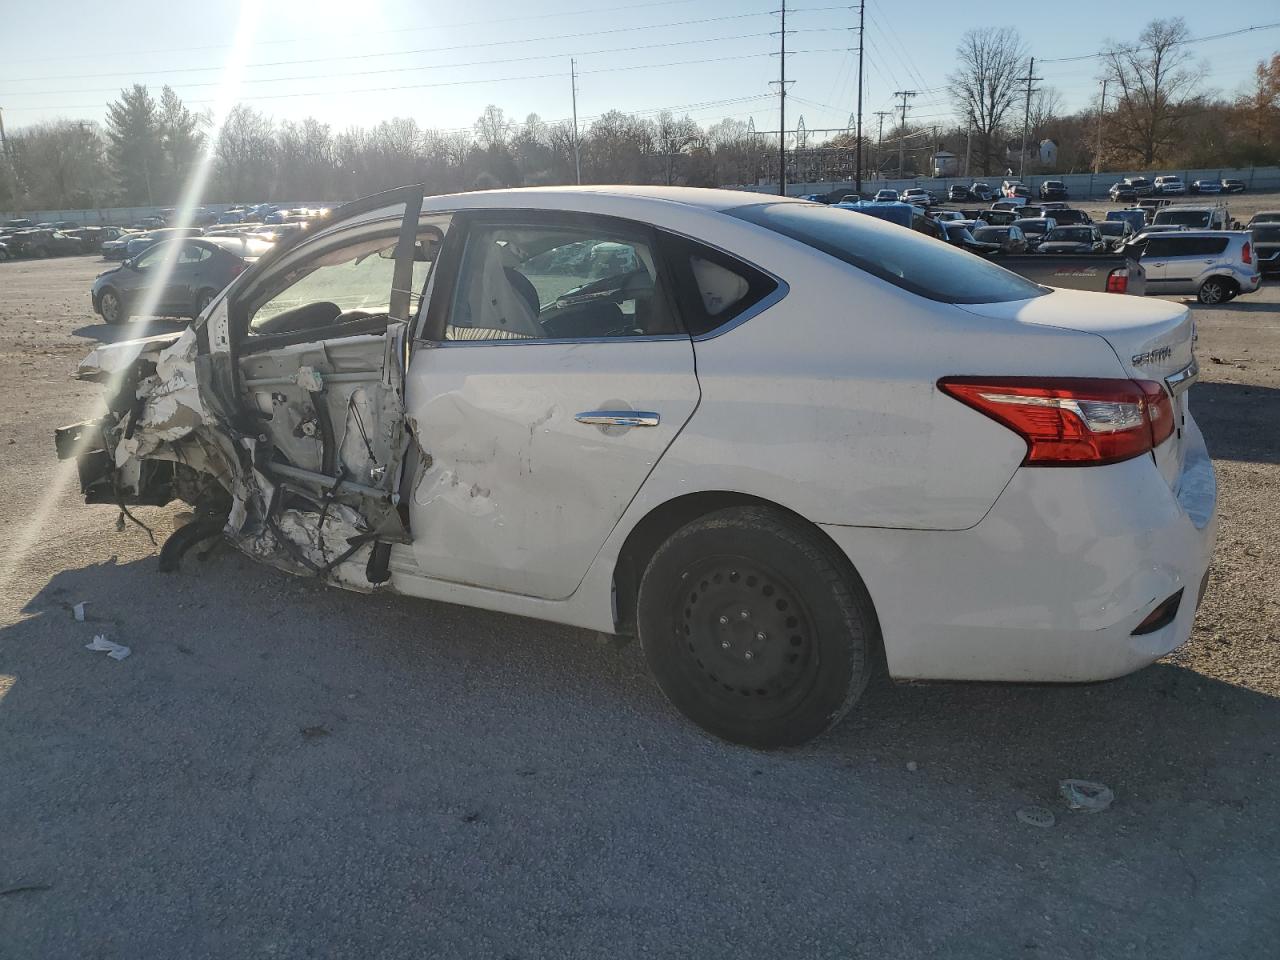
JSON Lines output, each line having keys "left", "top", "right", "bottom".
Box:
{"left": 637, "top": 506, "right": 879, "bottom": 748}
{"left": 100, "top": 289, "right": 126, "bottom": 325}
{"left": 1197, "top": 277, "right": 1231, "bottom": 305}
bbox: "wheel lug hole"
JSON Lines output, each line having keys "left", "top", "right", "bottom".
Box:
{"left": 720, "top": 640, "right": 730, "bottom": 650}
{"left": 739, "top": 609, "right": 750, "bottom": 620}
{"left": 755, "top": 631, "right": 767, "bottom": 642}
{"left": 718, "top": 615, "right": 728, "bottom": 625}
{"left": 744, "top": 651, "right": 754, "bottom": 661}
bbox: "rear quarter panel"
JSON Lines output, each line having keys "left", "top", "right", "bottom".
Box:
{"left": 619, "top": 218, "right": 1133, "bottom": 531}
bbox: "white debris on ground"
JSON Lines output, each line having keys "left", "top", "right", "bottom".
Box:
{"left": 1059, "top": 779, "right": 1115, "bottom": 813}
{"left": 85, "top": 635, "right": 131, "bottom": 661}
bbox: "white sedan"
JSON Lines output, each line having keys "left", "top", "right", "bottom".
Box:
{"left": 58, "top": 185, "right": 1217, "bottom": 747}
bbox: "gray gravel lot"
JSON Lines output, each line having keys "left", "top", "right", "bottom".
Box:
{"left": 1, "top": 252, "right": 1278, "bottom": 959}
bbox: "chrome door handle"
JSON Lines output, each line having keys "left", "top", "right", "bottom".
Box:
{"left": 575, "top": 410, "right": 660, "bottom": 428}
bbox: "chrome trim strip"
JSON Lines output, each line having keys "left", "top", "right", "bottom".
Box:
{"left": 433, "top": 333, "right": 688, "bottom": 348}
{"left": 1165, "top": 356, "right": 1199, "bottom": 395}
{"left": 575, "top": 410, "right": 660, "bottom": 428}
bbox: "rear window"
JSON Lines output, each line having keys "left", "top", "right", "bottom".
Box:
{"left": 728, "top": 202, "right": 1045, "bottom": 304}
{"left": 1153, "top": 209, "right": 1212, "bottom": 227}
{"left": 1253, "top": 226, "right": 1280, "bottom": 242}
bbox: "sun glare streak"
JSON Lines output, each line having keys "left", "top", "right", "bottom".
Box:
{"left": 0, "top": 3, "right": 262, "bottom": 590}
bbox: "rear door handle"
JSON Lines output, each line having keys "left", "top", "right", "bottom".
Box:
{"left": 575, "top": 410, "right": 660, "bottom": 428}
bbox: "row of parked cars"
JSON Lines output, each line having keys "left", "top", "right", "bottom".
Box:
{"left": 1108, "top": 176, "right": 1247, "bottom": 202}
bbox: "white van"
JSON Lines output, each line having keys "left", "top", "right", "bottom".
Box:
{"left": 1151, "top": 203, "right": 1231, "bottom": 231}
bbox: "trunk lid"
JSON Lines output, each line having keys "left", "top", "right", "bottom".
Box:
{"left": 960, "top": 289, "right": 1197, "bottom": 490}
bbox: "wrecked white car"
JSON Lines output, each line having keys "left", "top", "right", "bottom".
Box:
{"left": 59, "top": 185, "right": 1216, "bottom": 748}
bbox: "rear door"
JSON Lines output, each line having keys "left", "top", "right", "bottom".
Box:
{"left": 400, "top": 209, "right": 700, "bottom": 600}
{"left": 1137, "top": 235, "right": 1174, "bottom": 290}
{"left": 217, "top": 186, "right": 433, "bottom": 559}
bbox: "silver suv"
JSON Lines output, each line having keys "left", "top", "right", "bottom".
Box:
{"left": 1125, "top": 230, "right": 1261, "bottom": 304}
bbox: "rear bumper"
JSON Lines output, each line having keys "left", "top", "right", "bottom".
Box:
{"left": 822, "top": 414, "right": 1217, "bottom": 683}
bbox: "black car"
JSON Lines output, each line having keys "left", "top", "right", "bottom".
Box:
{"left": 1109, "top": 182, "right": 1137, "bottom": 203}
{"left": 6, "top": 228, "right": 87, "bottom": 258}
{"left": 1251, "top": 223, "right": 1280, "bottom": 274}
{"left": 1222, "top": 179, "right": 1246, "bottom": 194}
{"left": 1042, "top": 208, "right": 1091, "bottom": 226}
{"left": 981, "top": 209, "right": 1020, "bottom": 226}
{"left": 943, "top": 222, "right": 998, "bottom": 255}
{"left": 947, "top": 184, "right": 971, "bottom": 202}
{"left": 1039, "top": 180, "right": 1068, "bottom": 201}
{"left": 123, "top": 227, "right": 205, "bottom": 260}
{"left": 92, "top": 236, "right": 274, "bottom": 324}
{"left": 969, "top": 182, "right": 994, "bottom": 202}
{"left": 0, "top": 240, "right": 9, "bottom": 261}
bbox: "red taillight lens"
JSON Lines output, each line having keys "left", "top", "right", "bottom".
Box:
{"left": 1241, "top": 241, "right": 1252, "bottom": 265}
{"left": 938, "top": 377, "right": 1173, "bottom": 466}
{"left": 1106, "top": 268, "right": 1129, "bottom": 294}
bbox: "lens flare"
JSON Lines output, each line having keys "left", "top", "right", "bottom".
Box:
{"left": 0, "top": 3, "right": 261, "bottom": 591}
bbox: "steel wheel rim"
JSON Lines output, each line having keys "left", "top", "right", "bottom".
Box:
{"left": 674, "top": 556, "right": 820, "bottom": 716}
{"left": 102, "top": 293, "right": 119, "bottom": 323}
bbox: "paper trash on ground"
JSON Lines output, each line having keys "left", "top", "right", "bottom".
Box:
{"left": 85, "top": 635, "right": 131, "bottom": 661}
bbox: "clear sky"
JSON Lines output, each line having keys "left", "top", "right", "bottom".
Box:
{"left": 1, "top": 0, "right": 1277, "bottom": 137}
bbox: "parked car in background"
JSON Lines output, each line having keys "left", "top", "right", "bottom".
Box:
{"left": 1153, "top": 176, "right": 1185, "bottom": 196}
{"left": 990, "top": 198, "right": 1029, "bottom": 213}
{"left": 1125, "top": 177, "right": 1155, "bottom": 197}
{"left": 931, "top": 210, "right": 967, "bottom": 223}
{"left": 218, "top": 208, "right": 248, "bottom": 224}
{"left": 1245, "top": 210, "right": 1280, "bottom": 227}
{"left": 1150, "top": 204, "right": 1231, "bottom": 231}
{"left": 1098, "top": 219, "right": 1136, "bottom": 250}
{"left": 1221, "top": 178, "right": 1246, "bottom": 194}
{"left": 92, "top": 235, "right": 274, "bottom": 324}
{"left": 3, "top": 218, "right": 35, "bottom": 230}
{"left": 1106, "top": 209, "right": 1147, "bottom": 233}
{"left": 101, "top": 231, "right": 140, "bottom": 261}
{"left": 1001, "top": 181, "right": 1030, "bottom": 199}
{"left": 981, "top": 209, "right": 1021, "bottom": 227}
{"left": 947, "top": 184, "right": 970, "bottom": 202}
{"left": 941, "top": 222, "right": 999, "bottom": 255}
{"left": 969, "top": 182, "right": 994, "bottom": 201}
{"left": 1189, "top": 179, "right": 1221, "bottom": 195}
{"left": 58, "top": 184, "right": 1213, "bottom": 748}
{"left": 1123, "top": 230, "right": 1260, "bottom": 303}
{"left": 1137, "top": 197, "right": 1172, "bottom": 214}
{"left": 901, "top": 187, "right": 934, "bottom": 208}
{"left": 5, "top": 228, "right": 87, "bottom": 258}
{"left": 0, "top": 240, "right": 9, "bottom": 261}
{"left": 1037, "top": 225, "right": 1107, "bottom": 254}
{"left": 1250, "top": 223, "right": 1280, "bottom": 274}
{"left": 1012, "top": 217, "right": 1056, "bottom": 249}
{"left": 1135, "top": 224, "right": 1189, "bottom": 238}
{"left": 1039, "top": 180, "right": 1068, "bottom": 201}
{"left": 873, "top": 189, "right": 899, "bottom": 202}
{"left": 1039, "top": 201, "right": 1069, "bottom": 212}
{"left": 53, "top": 220, "right": 81, "bottom": 230}
{"left": 972, "top": 224, "right": 1028, "bottom": 254}
{"left": 1042, "top": 208, "right": 1092, "bottom": 226}
{"left": 124, "top": 227, "right": 205, "bottom": 260}
{"left": 1109, "top": 182, "right": 1138, "bottom": 203}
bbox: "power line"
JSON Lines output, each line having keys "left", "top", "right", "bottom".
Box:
{"left": 4, "top": 11, "right": 780, "bottom": 84}
{"left": 1039, "top": 19, "right": 1280, "bottom": 64}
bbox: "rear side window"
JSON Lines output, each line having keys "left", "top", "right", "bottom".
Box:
{"left": 1161, "top": 237, "right": 1230, "bottom": 257}
{"left": 661, "top": 233, "right": 779, "bottom": 337}
{"left": 728, "top": 202, "right": 1045, "bottom": 304}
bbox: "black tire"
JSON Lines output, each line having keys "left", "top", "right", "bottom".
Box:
{"left": 100, "top": 289, "right": 126, "bottom": 325}
{"left": 637, "top": 506, "right": 879, "bottom": 748}
{"left": 1197, "top": 277, "right": 1231, "bottom": 305}
{"left": 194, "top": 288, "right": 217, "bottom": 317}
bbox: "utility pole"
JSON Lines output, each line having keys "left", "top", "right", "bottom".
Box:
{"left": 854, "top": 1, "right": 865, "bottom": 194}
{"left": 893, "top": 90, "right": 917, "bottom": 178}
{"left": 570, "top": 58, "right": 582, "bottom": 185}
{"left": 963, "top": 127, "right": 972, "bottom": 178}
{"left": 1017, "top": 57, "right": 1041, "bottom": 179}
{"left": 1093, "top": 78, "right": 1107, "bottom": 175}
{"left": 874, "top": 110, "right": 891, "bottom": 181}
{"left": 773, "top": 0, "right": 790, "bottom": 196}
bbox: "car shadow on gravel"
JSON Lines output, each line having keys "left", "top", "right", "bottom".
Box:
{"left": 1190, "top": 380, "right": 1280, "bottom": 463}
{"left": 1188, "top": 299, "right": 1278, "bottom": 314}
{"left": 70, "top": 319, "right": 187, "bottom": 344}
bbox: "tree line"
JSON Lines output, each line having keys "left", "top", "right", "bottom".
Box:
{"left": 0, "top": 16, "right": 1276, "bottom": 212}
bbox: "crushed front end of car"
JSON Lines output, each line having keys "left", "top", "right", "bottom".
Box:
{"left": 55, "top": 328, "right": 398, "bottom": 591}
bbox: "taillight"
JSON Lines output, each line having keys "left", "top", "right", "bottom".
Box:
{"left": 1106, "top": 268, "right": 1129, "bottom": 294}
{"left": 1241, "top": 241, "right": 1252, "bottom": 265}
{"left": 938, "top": 377, "right": 1174, "bottom": 466}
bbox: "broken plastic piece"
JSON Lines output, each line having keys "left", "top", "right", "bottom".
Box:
{"left": 295, "top": 366, "right": 324, "bottom": 392}
{"left": 1016, "top": 806, "right": 1056, "bottom": 828}
{"left": 1059, "top": 779, "right": 1114, "bottom": 813}
{"left": 85, "top": 635, "right": 130, "bottom": 661}
{"left": 73, "top": 602, "right": 87, "bottom": 622}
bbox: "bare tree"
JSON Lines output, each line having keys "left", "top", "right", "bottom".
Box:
{"left": 1101, "top": 18, "right": 1202, "bottom": 165}
{"left": 652, "top": 111, "right": 701, "bottom": 185}
{"left": 473, "top": 105, "right": 511, "bottom": 151}
{"left": 948, "top": 28, "right": 1027, "bottom": 175}
{"left": 6, "top": 120, "right": 108, "bottom": 209}
{"left": 215, "top": 104, "right": 276, "bottom": 200}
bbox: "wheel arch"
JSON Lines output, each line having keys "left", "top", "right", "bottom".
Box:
{"left": 610, "top": 490, "right": 876, "bottom": 637}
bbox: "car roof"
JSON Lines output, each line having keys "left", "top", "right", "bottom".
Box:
{"left": 421, "top": 185, "right": 810, "bottom": 216}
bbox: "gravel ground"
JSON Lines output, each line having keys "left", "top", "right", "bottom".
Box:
{"left": 0, "top": 249, "right": 1277, "bottom": 959}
